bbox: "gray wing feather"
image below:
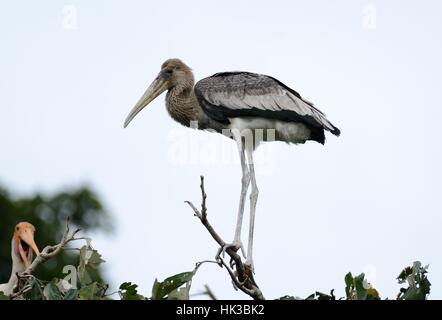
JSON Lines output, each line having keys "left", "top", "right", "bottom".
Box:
{"left": 195, "top": 72, "right": 340, "bottom": 135}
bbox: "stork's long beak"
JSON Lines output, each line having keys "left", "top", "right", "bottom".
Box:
{"left": 123, "top": 74, "right": 169, "bottom": 128}
{"left": 18, "top": 230, "right": 40, "bottom": 269}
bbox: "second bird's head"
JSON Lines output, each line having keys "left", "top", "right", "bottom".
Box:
{"left": 12, "top": 222, "right": 40, "bottom": 271}
{"left": 123, "top": 58, "right": 193, "bottom": 128}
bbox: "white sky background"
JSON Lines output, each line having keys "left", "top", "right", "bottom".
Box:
{"left": 1, "top": 0, "right": 441, "bottom": 299}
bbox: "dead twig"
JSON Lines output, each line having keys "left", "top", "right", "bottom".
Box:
{"left": 185, "top": 175, "right": 265, "bottom": 300}
{"left": 203, "top": 285, "right": 218, "bottom": 300}
{"left": 25, "top": 218, "right": 82, "bottom": 275}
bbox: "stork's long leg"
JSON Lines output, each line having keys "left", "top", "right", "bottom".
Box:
{"left": 216, "top": 130, "right": 249, "bottom": 260}
{"left": 233, "top": 132, "right": 250, "bottom": 249}
{"left": 245, "top": 144, "right": 258, "bottom": 272}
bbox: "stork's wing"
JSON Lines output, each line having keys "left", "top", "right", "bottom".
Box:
{"left": 194, "top": 72, "right": 340, "bottom": 136}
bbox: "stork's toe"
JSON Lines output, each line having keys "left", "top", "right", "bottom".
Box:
{"left": 215, "top": 241, "right": 246, "bottom": 262}
{"left": 244, "top": 259, "right": 255, "bottom": 274}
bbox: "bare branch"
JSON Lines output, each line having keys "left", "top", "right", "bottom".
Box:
{"left": 199, "top": 176, "right": 207, "bottom": 220}
{"left": 194, "top": 260, "right": 219, "bottom": 272}
{"left": 184, "top": 201, "right": 202, "bottom": 219}
{"left": 186, "top": 175, "right": 265, "bottom": 300}
{"left": 24, "top": 226, "right": 81, "bottom": 275}
{"left": 203, "top": 285, "right": 217, "bottom": 300}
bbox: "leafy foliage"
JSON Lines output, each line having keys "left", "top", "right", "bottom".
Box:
{"left": 397, "top": 261, "right": 431, "bottom": 300}
{"left": 306, "top": 290, "right": 336, "bottom": 300}
{"left": 278, "top": 261, "right": 430, "bottom": 301}
{"left": 43, "top": 279, "right": 63, "bottom": 300}
{"left": 344, "top": 272, "right": 380, "bottom": 300}
{"left": 24, "top": 278, "right": 45, "bottom": 300}
{"left": 0, "top": 184, "right": 433, "bottom": 300}
{"left": 1, "top": 231, "right": 198, "bottom": 300}
{"left": 276, "top": 295, "right": 296, "bottom": 300}
{"left": 78, "top": 245, "right": 105, "bottom": 285}
{"left": 118, "top": 272, "right": 196, "bottom": 300}
{"left": 151, "top": 272, "right": 194, "bottom": 300}
{"left": 2, "top": 231, "right": 433, "bottom": 301}
{"left": 119, "top": 282, "right": 145, "bottom": 300}
{"left": 13, "top": 241, "right": 109, "bottom": 300}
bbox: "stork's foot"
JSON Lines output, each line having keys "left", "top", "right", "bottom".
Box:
{"left": 215, "top": 241, "right": 246, "bottom": 262}
{"left": 244, "top": 258, "right": 255, "bottom": 274}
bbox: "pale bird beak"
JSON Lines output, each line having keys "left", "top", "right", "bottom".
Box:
{"left": 18, "top": 229, "right": 40, "bottom": 269}
{"left": 123, "top": 73, "right": 169, "bottom": 128}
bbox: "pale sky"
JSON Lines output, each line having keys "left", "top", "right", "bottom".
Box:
{"left": 1, "top": 0, "right": 441, "bottom": 299}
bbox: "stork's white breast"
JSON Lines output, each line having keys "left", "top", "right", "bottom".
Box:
{"left": 228, "top": 117, "right": 311, "bottom": 144}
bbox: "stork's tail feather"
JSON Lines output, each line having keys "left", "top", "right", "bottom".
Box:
{"left": 329, "top": 123, "right": 341, "bottom": 136}
{"left": 310, "top": 123, "right": 340, "bottom": 145}
{"left": 310, "top": 127, "right": 326, "bottom": 145}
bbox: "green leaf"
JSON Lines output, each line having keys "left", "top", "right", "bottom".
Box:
{"left": 354, "top": 273, "right": 368, "bottom": 300}
{"left": 276, "top": 295, "right": 296, "bottom": 300}
{"left": 85, "top": 249, "right": 105, "bottom": 269}
{"left": 167, "top": 286, "right": 190, "bottom": 300}
{"left": 305, "top": 290, "right": 336, "bottom": 300}
{"left": 397, "top": 261, "right": 431, "bottom": 300}
{"left": 78, "top": 282, "right": 100, "bottom": 300}
{"left": 151, "top": 272, "right": 194, "bottom": 300}
{"left": 64, "top": 289, "right": 78, "bottom": 300}
{"left": 120, "top": 282, "right": 136, "bottom": 292}
{"left": 344, "top": 272, "right": 376, "bottom": 300}
{"left": 43, "top": 280, "right": 63, "bottom": 300}
{"left": 0, "top": 292, "right": 9, "bottom": 300}
{"left": 316, "top": 290, "right": 336, "bottom": 301}
{"left": 28, "top": 279, "right": 44, "bottom": 300}
{"left": 151, "top": 279, "right": 160, "bottom": 300}
{"left": 397, "top": 266, "right": 413, "bottom": 284}
{"left": 119, "top": 282, "right": 144, "bottom": 300}
{"left": 78, "top": 246, "right": 105, "bottom": 285}
{"left": 344, "top": 272, "right": 354, "bottom": 299}
{"left": 77, "top": 265, "right": 92, "bottom": 285}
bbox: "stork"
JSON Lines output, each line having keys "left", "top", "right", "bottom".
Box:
{"left": 124, "top": 59, "right": 340, "bottom": 271}
{"left": 0, "top": 222, "right": 40, "bottom": 296}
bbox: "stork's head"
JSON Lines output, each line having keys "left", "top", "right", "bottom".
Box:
{"left": 123, "top": 58, "right": 194, "bottom": 128}
{"left": 12, "top": 222, "right": 40, "bottom": 271}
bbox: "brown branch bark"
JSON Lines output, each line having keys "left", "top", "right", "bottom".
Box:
{"left": 185, "top": 176, "right": 265, "bottom": 300}
{"left": 25, "top": 218, "right": 81, "bottom": 275}
{"left": 203, "top": 285, "right": 218, "bottom": 300}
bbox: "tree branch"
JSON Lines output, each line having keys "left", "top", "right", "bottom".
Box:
{"left": 203, "top": 285, "right": 218, "bottom": 300}
{"left": 185, "top": 175, "right": 265, "bottom": 300}
{"left": 25, "top": 218, "right": 81, "bottom": 275}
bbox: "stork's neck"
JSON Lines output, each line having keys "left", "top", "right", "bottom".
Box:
{"left": 3, "top": 271, "right": 19, "bottom": 296}
{"left": 1, "top": 240, "right": 25, "bottom": 295}
{"left": 166, "top": 83, "right": 200, "bottom": 128}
